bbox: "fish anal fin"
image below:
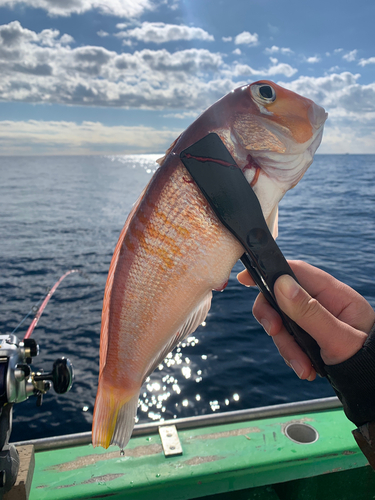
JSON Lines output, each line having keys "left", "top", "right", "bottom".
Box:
{"left": 144, "top": 291, "right": 212, "bottom": 380}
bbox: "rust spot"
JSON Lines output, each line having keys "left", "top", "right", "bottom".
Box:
{"left": 83, "top": 473, "right": 125, "bottom": 485}
{"left": 56, "top": 473, "right": 125, "bottom": 489}
{"left": 183, "top": 455, "right": 225, "bottom": 466}
{"left": 189, "top": 426, "right": 261, "bottom": 441}
{"left": 127, "top": 443, "right": 163, "bottom": 458}
{"left": 46, "top": 443, "right": 163, "bottom": 472}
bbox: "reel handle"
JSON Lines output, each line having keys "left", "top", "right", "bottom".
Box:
{"left": 34, "top": 357, "right": 74, "bottom": 394}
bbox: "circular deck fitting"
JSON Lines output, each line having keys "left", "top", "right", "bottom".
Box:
{"left": 283, "top": 422, "right": 319, "bottom": 444}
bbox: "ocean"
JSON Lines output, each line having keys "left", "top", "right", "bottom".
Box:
{"left": 1, "top": 154, "right": 375, "bottom": 443}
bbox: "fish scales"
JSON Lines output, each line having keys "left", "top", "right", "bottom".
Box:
{"left": 93, "top": 80, "right": 327, "bottom": 449}
{"left": 108, "top": 163, "right": 242, "bottom": 375}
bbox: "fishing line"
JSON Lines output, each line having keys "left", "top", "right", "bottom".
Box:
{"left": 10, "top": 298, "right": 44, "bottom": 336}
{"left": 10, "top": 269, "right": 89, "bottom": 340}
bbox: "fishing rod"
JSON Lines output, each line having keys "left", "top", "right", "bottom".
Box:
{"left": 24, "top": 269, "right": 80, "bottom": 340}
{"left": 0, "top": 269, "right": 85, "bottom": 494}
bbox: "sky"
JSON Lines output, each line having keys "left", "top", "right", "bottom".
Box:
{"left": 0, "top": 0, "right": 374, "bottom": 155}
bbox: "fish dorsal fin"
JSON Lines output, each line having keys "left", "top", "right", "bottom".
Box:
{"left": 143, "top": 291, "right": 212, "bottom": 380}
{"left": 156, "top": 134, "right": 181, "bottom": 166}
{"left": 266, "top": 205, "right": 279, "bottom": 239}
{"left": 99, "top": 185, "right": 148, "bottom": 376}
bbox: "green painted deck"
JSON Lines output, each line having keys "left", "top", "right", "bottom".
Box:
{"left": 29, "top": 408, "right": 374, "bottom": 500}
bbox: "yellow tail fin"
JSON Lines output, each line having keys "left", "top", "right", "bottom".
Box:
{"left": 92, "top": 382, "right": 139, "bottom": 449}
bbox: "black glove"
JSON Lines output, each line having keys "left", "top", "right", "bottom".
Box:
{"left": 325, "top": 323, "right": 375, "bottom": 427}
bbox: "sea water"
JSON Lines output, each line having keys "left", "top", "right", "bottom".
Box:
{"left": 0, "top": 154, "right": 374, "bottom": 442}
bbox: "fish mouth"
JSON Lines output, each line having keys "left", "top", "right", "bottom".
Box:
{"left": 308, "top": 103, "right": 328, "bottom": 132}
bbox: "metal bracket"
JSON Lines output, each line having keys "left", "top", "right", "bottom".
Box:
{"left": 158, "top": 425, "right": 183, "bottom": 457}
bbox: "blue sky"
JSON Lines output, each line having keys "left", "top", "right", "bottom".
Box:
{"left": 0, "top": 0, "right": 374, "bottom": 154}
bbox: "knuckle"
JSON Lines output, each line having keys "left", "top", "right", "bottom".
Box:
{"left": 298, "top": 296, "right": 321, "bottom": 321}
{"left": 290, "top": 260, "right": 307, "bottom": 275}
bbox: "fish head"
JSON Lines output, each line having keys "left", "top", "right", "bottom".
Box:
{"left": 231, "top": 80, "right": 327, "bottom": 176}
{"left": 225, "top": 80, "right": 327, "bottom": 232}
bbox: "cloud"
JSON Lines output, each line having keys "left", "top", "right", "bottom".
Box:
{"left": 222, "top": 36, "right": 232, "bottom": 42}
{"left": 316, "top": 123, "right": 375, "bottom": 154}
{"left": 117, "top": 22, "right": 214, "bottom": 44}
{"left": 234, "top": 31, "right": 258, "bottom": 46}
{"left": 0, "top": 20, "right": 297, "bottom": 110}
{"left": 233, "top": 58, "right": 297, "bottom": 78}
{"left": 0, "top": 0, "right": 154, "bottom": 17}
{"left": 343, "top": 49, "right": 357, "bottom": 62}
{"left": 358, "top": 57, "right": 375, "bottom": 67}
{"left": 265, "top": 45, "right": 293, "bottom": 55}
{"left": 97, "top": 30, "right": 109, "bottom": 38}
{"left": 278, "top": 72, "right": 375, "bottom": 153}
{"left": 0, "top": 120, "right": 182, "bottom": 155}
{"left": 2, "top": 21, "right": 375, "bottom": 154}
{"left": 232, "top": 48, "right": 241, "bottom": 55}
{"left": 0, "top": 22, "right": 232, "bottom": 110}
{"left": 278, "top": 71, "right": 362, "bottom": 108}
{"left": 328, "top": 65, "right": 340, "bottom": 72}
{"left": 162, "top": 110, "right": 200, "bottom": 119}
{"left": 306, "top": 56, "right": 321, "bottom": 63}
{"left": 114, "top": 48, "right": 223, "bottom": 74}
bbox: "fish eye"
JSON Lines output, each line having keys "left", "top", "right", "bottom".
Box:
{"left": 250, "top": 83, "right": 276, "bottom": 105}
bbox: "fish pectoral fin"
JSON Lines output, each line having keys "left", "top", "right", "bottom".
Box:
{"left": 266, "top": 205, "right": 279, "bottom": 239}
{"left": 144, "top": 291, "right": 213, "bottom": 380}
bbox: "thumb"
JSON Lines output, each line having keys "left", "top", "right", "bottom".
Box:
{"left": 274, "top": 275, "right": 367, "bottom": 365}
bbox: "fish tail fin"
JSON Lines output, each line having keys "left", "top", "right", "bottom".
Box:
{"left": 92, "top": 382, "right": 139, "bottom": 449}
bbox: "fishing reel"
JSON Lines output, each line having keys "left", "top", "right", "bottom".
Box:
{"left": 0, "top": 333, "right": 74, "bottom": 494}
{"left": 0, "top": 334, "right": 73, "bottom": 406}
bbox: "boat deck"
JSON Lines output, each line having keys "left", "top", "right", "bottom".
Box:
{"left": 13, "top": 398, "right": 375, "bottom": 499}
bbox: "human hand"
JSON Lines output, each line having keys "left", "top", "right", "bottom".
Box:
{"left": 238, "top": 261, "right": 375, "bottom": 381}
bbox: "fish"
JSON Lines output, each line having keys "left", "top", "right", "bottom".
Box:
{"left": 92, "top": 80, "right": 327, "bottom": 449}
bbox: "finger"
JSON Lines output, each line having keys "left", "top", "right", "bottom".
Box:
{"left": 274, "top": 275, "right": 368, "bottom": 365}
{"left": 252, "top": 292, "right": 283, "bottom": 336}
{"left": 237, "top": 269, "right": 256, "bottom": 287}
{"left": 287, "top": 261, "right": 375, "bottom": 333}
{"left": 253, "top": 293, "right": 316, "bottom": 381}
{"left": 272, "top": 330, "right": 317, "bottom": 381}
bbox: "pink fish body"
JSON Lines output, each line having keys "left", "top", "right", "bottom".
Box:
{"left": 92, "top": 81, "right": 327, "bottom": 449}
